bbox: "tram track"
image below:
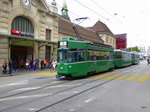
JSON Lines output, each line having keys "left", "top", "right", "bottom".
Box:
{"left": 0, "top": 78, "right": 73, "bottom": 100}
{"left": 0, "top": 78, "right": 52, "bottom": 94}
{"left": 0, "top": 72, "right": 125, "bottom": 112}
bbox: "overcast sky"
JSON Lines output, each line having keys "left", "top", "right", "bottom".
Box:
{"left": 47, "top": 0, "right": 150, "bottom": 48}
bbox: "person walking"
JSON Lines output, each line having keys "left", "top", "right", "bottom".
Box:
{"left": 40, "top": 59, "right": 44, "bottom": 70}
{"left": 8, "top": 59, "right": 14, "bottom": 74}
{"left": 25, "top": 59, "right": 30, "bottom": 71}
{"left": 44, "top": 60, "right": 48, "bottom": 69}
{"left": 2, "top": 59, "right": 7, "bottom": 74}
{"left": 33, "top": 60, "right": 36, "bottom": 71}
{"left": 20, "top": 59, "right": 24, "bottom": 69}
{"left": 52, "top": 59, "right": 57, "bottom": 71}
{"left": 147, "top": 58, "right": 150, "bottom": 65}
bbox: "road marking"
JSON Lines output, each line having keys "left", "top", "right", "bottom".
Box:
{"left": 116, "top": 73, "right": 131, "bottom": 80}
{"left": 93, "top": 72, "right": 116, "bottom": 79}
{"left": 69, "top": 109, "right": 75, "bottom": 111}
{"left": 45, "top": 84, "right": 81, "bottom": 89}
{"left": 29, "top": 108, "right": 39, "bottom": 111}
{"left": 13, "top": 87, "right": 40, "bottom": 92}
{"left": 127, "top": 73, "right": 141, "bottom": 81}
{"left": 105, "top": 73, "right": 123, "bottom": 79}
{"left": 138, "top": 74, "right": 150, "bottom": 82}
{"left": 84, "top": 97, "right": 95, "bottom": 103}
{"left": 0, "top": 93, "right": 52, "bottom": 101}
{"left": 0, "top": 80, "right": 28, "bottom": 88}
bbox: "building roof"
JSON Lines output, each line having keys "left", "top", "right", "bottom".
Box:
{"left": 58, "top": 17, "right": 104, "bottom": 43}
{"left": 88, "top": 21, "right": 114, "bottom": 35}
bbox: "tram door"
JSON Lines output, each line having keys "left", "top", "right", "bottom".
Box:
{"left": 11, "top": 46, "right": 33, "bottom": 69}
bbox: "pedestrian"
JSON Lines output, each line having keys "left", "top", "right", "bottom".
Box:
{"left": 44, "top": 60, "right": 47, "bottom": 69}
{"left": 49, "top": 60, "right": 52, "bottom": 70}
{"left": 20, "top": 59, "right": 24, "bottom": 69}
{"left": 2, "top": 59, "right": 7, "bottom": 74}
{"left": 33, "top": 60, "right": 36, "bottom": 71}
{"left": 25, "top": 59, "right": 30, "bottom": 71}
{"left": 147, "top": 58, "right": 150, "bottom": 65}
{"left": 52, "top": 59, "right": 57, "bottom": 71}
{"left": 40, "top": 59, "right": 44, "bottom": 70}
{"left": 8, "top": 59, "right": 14, "bottom": 74}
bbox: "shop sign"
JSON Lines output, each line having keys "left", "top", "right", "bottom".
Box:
{"left": 11, "top": 29, "right": 34, "bottom": 37}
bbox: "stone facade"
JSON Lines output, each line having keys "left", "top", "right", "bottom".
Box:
{"left": 0, "top": 0, "right": 58, "bottom": 70}
{"left": 88, "top": 21, "right": 116, "bottom": 48}
{"left": 99, "top": 33, "right": 116, "bottom": 48}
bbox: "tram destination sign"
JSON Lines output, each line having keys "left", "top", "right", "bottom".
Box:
{"left": 59, "top": 41, "right": 68, "bottom": 48}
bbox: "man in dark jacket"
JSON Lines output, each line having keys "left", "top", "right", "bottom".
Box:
{"left": 8, "top": 59, "right": 13, "bottom": 74}
{"left": 40, "top": 59, "right": 44, "bottom": 70}
{"left": 147, "top": 58, "right": 150, "bottom": 65}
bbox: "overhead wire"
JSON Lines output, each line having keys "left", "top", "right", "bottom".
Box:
{"left": 47, "top": 1, "right": 95, "bottom": 25}
{"left": 73, "top": 0, "right": 109, "bottom": 21}
{"left": 47, "top": 0, "right": 121, "bottom": 31}
{"left": 90, "top": 0, "right": 122, "bottom": 23}
{"left": 73, "top": 0, "right": 120, "bottom": 27}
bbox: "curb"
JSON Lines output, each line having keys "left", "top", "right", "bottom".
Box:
{"left": 0, "top": 70, "right": 57, "bottom": 77}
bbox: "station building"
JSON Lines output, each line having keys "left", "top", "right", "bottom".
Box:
{"left": 0, "top": 0, "right": 58, "bottom": 69}
{"left": 0, "top": 0, "right": 116, "bottom": 72}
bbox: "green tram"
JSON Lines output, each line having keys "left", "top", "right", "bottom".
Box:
{"left": 57, "top": 37, "right": 114, "bottom": 78}
{"left": 131, "top": 52, "right": 140, "bottom": 65}
{"left": 114, "top": 49, "right": 132, "bottom": 68}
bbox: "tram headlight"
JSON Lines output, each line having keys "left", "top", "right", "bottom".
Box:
{"left": 69, "top": 66, "right": 72, "bottom": 68}
{"left": 61, "top": 67, "right": 63, "bottom": 70}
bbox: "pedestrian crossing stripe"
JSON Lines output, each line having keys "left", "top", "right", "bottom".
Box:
{"left": 138, "top": 74, "right": 150, "bottom": 82}
{"left": 92, "top": 72, "right": 150, "bottom": 82}
{"left": 116, "top": 73, "right": 131, "bottom": 80}
{"left": 90, "top": 72, "right": 116, "bottom": 79}
{"left": 105, "top": 73, "right": 123, "bottom": 79}
{"left": 127, "top": 73, "right": 141, "bottom": 81}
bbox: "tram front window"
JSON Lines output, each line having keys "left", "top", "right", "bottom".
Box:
{"left": 58, "top": 50, "right": 68, "bottom": 63}
{"left": 68, "top": 50, "right": 78, "bottom": 63}
{"left": 58, "top": 49, "right": 80, "bottom": 63}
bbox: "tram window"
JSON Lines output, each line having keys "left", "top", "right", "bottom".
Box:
{"left": 78, "top": 50, "right": 85, "bottom": 61}
{"left": 96, "top": 51, "right": 109, "bottom": 60}
{"left": 109, "top": 51, "right": 113, "bottom": 59}
{"left": 68, "top": 49, "right": 78, "bottom": 63}
{"left": 132, "top": 54, "right": 135, "bottom": 58}
{"left": 58, "top": 50, "right": 68, "bottom": 63}
{"left": 68, "top": 52, "right": 78, "bottom": 63}
{"left": 88, "top": 49, "right": 95, "bottom": 61}
{"left": 115, "top": 52, "right": 122, "bottom": 59}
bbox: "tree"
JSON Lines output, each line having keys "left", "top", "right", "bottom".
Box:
{"left": 128, "top": 46, "right": 140, "bottom": 52}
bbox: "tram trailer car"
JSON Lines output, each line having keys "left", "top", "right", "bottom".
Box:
{"left": 114, "top": 49, "right": 132, "bottom": 68}
{"left": 57, "top": 37, "right": 114, "bottom": 78}
{"left": 131, "top": 52, "right": 140, "bottom": 65}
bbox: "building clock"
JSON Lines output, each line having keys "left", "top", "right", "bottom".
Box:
{"left": 23, "top": 0, "right": 30, "bottom": 6}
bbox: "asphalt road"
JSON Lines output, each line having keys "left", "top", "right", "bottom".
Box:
{"left": 0, "top": 60, "right": 150, "bottom": 112}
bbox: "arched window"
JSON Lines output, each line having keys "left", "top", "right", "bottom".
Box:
{"left": 11, "top": 16, "right": 34, "bottom": 38}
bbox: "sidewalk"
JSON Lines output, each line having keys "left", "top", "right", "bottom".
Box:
{"left": 0, "top": 68, "right": 57, "bottom": 77}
